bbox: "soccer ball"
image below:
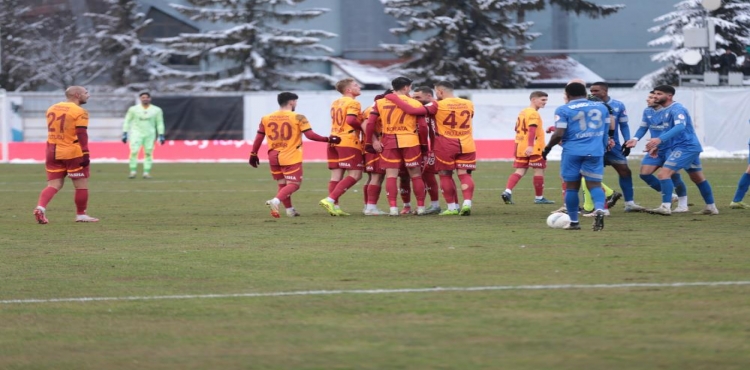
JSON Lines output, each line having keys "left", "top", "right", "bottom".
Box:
{"left": 546, "top": 213, "right": 571, "bottom": 229}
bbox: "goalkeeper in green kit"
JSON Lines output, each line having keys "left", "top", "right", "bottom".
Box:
{"left": 122, "top": 92, "right": 165, "bottom": 179}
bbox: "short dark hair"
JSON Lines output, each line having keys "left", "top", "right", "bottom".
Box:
{"left": 565, "top": 83, "right": 587, "bottom": 98}
{"left": 413, "top": 86, "right": 433, "bottom": 96}
{"left": 435, "top": 80, "right": 454, "bottom": 90}
{"left": 391, "top": 77, "right": 412, "bottom": 91}
{"left": 591, "top": 81, "right": 608, "bottom": 90}
{"left": 277, "top": 92, "right": 299, "bottom": 106}
{"left": 139, "top": 92, "right": 151, "bottom": 98}
{"left": 649, "top": 90, "right": 655, "bottom": 94}
{"left": 530, "top": 91, "right": 548, "bottom": 99}
{"left": 653, "top": 85, "right": 676, "bottom": 95}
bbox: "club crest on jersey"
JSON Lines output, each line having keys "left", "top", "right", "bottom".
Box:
{"left": 678, "top": 114, "right": 685, "bottom": 119}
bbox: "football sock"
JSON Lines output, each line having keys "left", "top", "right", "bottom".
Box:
{"left": 696, "top": 180, "right": 715, "bottom": 205}
{"left": 399, "top": 176, "right": 411, "bottom": 204}
{"left": 600, "top": 181, "right": 613, "bottom": 197}
{"left": 565, "top": 189, "right": 580, "bottom": 223}
{"left": 678, "top": 196, "right": 688, "bottom": 208}
{"left": 582, "top": 179, "right": 593, "bottom": 212}
{"left": 328, "top": 181, "right": 339, "bottom": 205}
{"left": 672, "top": 173, "right": 687, "bottom": 197}
{"left": 619, "top": 175, "right": 634, "bottom": 202}
{"left": 733, "top": 173, "right": 750, "bottom": 202}
{"left": 411, "top": 176, "right": 426, "bottom": 207}
{"left": 458, "top": 174, "right": 474, "bottom": 201}
{"left": 439, "top": 174, "right": 457, "bottom": 205}
{"left": 38, "top": 186, "right": 58, "bottom": 208}
{"left": 462, "top": 200, "right": 472, "bottom": 207}
{"left": 363, "top": 184, "right": 370, "bottom": 205}
{"left": 590, "top": 186, "right": 606, "bottom": 211}
{"left": 74, "top": 189, "right": 88, "bottom": 215}
{"left": 640, "top": 173, "right": 661, "bottom": 191}
{"left": 533, "top": 176, "right": 544, "bottom": 197}
{"left": 331, "top": 176, "right": 358, "bottom": 202}
{"left": 431, "top": 201, "right": 440, "bottom": 208}
{"left": 276, "top": 183, "right": 300, "bottom": 202}
{"left": 424, "top": 174, "right": 440, "bottom": 201}
{"left": 659, "top": 178, "right": 674, "bottom": 204}
{"left": 143, "top": 149, "right": 154, "bottom": 173}
{"left": 278, "top": 184, "right": 292, "bottom": 208}
{"left": 505, "top": 173, "right": 522, "bottom": 192}
{"left": 367, "top": 185, "right": 382, "bottom": 205}
{"left": 386, "top": 177, "right": 398, "bottom": 207}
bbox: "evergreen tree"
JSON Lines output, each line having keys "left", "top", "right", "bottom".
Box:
{"left": 86, "top": 0, "right": 155, "bottom": 91}
{"left": 0, "top": 1, "right": 41, "bottom": 91}
{"left": 153, "top": 0, "right": 335, "bottom": 91}
{"left": 380, "top": 0, "right": 624, "bottom": 88}
{"left": 642, "top": 0, "right": 750, "bottom": 87}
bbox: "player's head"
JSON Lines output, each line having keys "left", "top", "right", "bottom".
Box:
{"left": 646, "top": 90, "right": 657, "bottom": 107}
{"left": 564, "top": 82, "right": 587, "bottom": 101}
{"left": 589, "top": 82, "right": 609, "bottom": 100}
{"left": 412, "top": 86, "right": 433, "bottom": 105}
{"left": 374, "top": 89, "right": 393, "bottom": 101}
{"left": 335, "top": 78, "right": 361, "bottom": 97}
{"left": 391, "top": 76, "right": 413, "bottom": 94}
{"left": 652, "top": 85, "right": 675, "bottom": 106}
{"left": 65, "top": 86, "right": 89, "bottom": 105}
{"left": 434, "top": 80, "right": 454, "bottom": 100}
{"left": 277, "top": 92, "right": 299, "bottom": 111}
{"left": 567, "top": 78, "right": 586, "bottom": 86}
{"left": 529, "top": 91, "right": 548, "bottom": 110}
{"left": 139, "top": 91, "right": 152, "bottom": 105}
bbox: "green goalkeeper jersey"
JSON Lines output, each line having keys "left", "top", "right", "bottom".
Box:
{"left": 123, "top": 104, "right": 165, "bottom": 136}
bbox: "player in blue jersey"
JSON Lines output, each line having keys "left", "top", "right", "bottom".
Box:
{"left": 644, "top": 85, "right": 718, "bottom": 216}
{"left": 729, "top": 119, "right": 750, "bottom": 209}
{"left": 542, "top": 82, "right": 609, "bottom": 231}
{"left": 588, "top": 82, "right": 646, "bottom": 213}
{"left": 624, "top": 91, "right": 690, "bottom": 212}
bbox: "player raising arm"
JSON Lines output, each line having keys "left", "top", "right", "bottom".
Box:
{"left": 248, "top": 92, "right": 340, "bottom": 218}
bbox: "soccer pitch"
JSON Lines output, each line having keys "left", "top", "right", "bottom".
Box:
{"left": 1, "top": 160, "right": 749, "bottom": 369}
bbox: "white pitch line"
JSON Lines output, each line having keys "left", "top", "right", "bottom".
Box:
{"left": 2, "top": 281, "right": 750, "bottom": 305}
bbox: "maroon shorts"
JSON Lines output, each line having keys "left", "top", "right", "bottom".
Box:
{"left": 326, "top": 145, "right": 338, "bottom": 170}
{"left": 434, "top": 137, "right": 476, "bottom": 171}
{"left": 45, "top": 154, "right": 89, "bottom": 181}
{"left": 365, "top": 152, "right": 384, "bottom": 174}
{"left": 513, "top": 155, "right": 547, "bottom": 169}
{"left": 334, "top": 146, "right": 363, "bottom": 170}
{"left": 269, "top": 152, "right": 303, "bottom": 182}
{"left": 379, "top": 146, "right": 422, "bottom": 169}
{"left": 422, "top": 153, "right": 437, "bottom": 174}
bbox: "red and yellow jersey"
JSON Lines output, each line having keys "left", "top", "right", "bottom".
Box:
{"left": 330, "top": 96, "right": 363, "bottom": 149}
{"left": 259, "top": 110, "right": 312, "bottom": 166}
{"left": 514, "top": 107, "right": 545, "bottom": 157}
{"left": 46, "top": 102, "right": 89, "bottom": 160}
{"left": 363, "top": 105, "right": 382, "bottom": 137}
{"left": 374, "top": 94, "right": 422, "bottom": 148}
{"left": 434, "top": 97, "right": 475, "bottom": 153}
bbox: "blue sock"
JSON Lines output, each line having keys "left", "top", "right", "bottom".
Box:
{"left": 590, "top": 186, "right": 606, "bottom": 210}
{"left": 733, "top": 173, "right": 750, "bottom": 202}
{"left": 659, "top": 179, "right": 674, "bottom": 204}
{"left": 640, "top": 173, "right": 661, "bottom": 191}
{"left": 696, "top": 180, "right": 715, "bottom": 205}
{"left": 672, "top": 173, "right": 687, "bottom": 197}
{"left": 619, "top": 176, "right": 634, "bottom": 202}
{"left": 565, "top": 189, "right": 580, "bottom": 223}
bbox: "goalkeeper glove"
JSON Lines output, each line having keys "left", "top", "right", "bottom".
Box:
{"left": 121, "top": 132, "right": 128, "bottom": 144}
{"left": 248, "top": 153, "right": 259, "bottom": 168}
{"left": 327, "top": 135, "right": 341, "bottom": 144}
{"left": 621, "top": 145, "right": 631, "bottom": 157}
{"left": 541, "top": 147, "right": 551, "bottom": 161}
{"left": 80, "top": 153, "right": 90, "bottom": 167}
{"left": 158, "top": 134, "right": 165, "bottom": 145}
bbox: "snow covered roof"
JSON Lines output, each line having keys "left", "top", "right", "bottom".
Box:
{"left": 526, "top": 56, "right": 605, "bottom": 85}
{"left": 329, "top": 58, "right": 396, "bottom": 88}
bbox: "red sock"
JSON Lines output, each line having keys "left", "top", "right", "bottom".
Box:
{"left": 458, "top": 174, "right": 474, "bottom": 201}
{"left": 278, "top": 184, "right": 293, "bottom": 208}
{"left": 367, "top": 185, "right": 382, "bottom": 205}
{"left": 561, "top": 181, "right": 567, "bottom": 200}
{"left": 386, "top": 177, "right": 398, "bottom": 207}
{"left": 74, "top": 189, "right": 88, "bottom": 215}
{"left": 399, "top": 175, "right": 411, "bottom": 204}
{"left": 411, "top": 176, "right": 426, "bottom": 207}
{"left": 328, "top": 181, "right": 339, "bottom": 204}
{"left": 363, "top": 184, "right": 370, "bottom": 205}
{"left": 506, "top": 173, "right": 522, "bottom": 191}
{"left": 423, "top": 173, "right": 439, "bottom": 202}
{"left": 440, "top": 174, "right": 457, "bottom": 204}
{"left": 277, "top": 183, "right": 300, "bottom": 202}
{"left": 331, "top": 176, "right": 358, "bottom": 202}
{"left": 38, "top": 186, "right": 58, "bottom": 208}
{"left": 533, "top": 176, "right": 544, "bottom": 197}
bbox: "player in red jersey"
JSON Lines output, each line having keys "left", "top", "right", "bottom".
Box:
{"left": 361, "top": 91, "right": 390, "bottom": 215}
{"left": 364, "top": 77, "right": 429, "bottom": 216}
{"left": 320, "top": 78, "right": 364, "bottom": 216}
{"left": 249, "top": 92, "right": 340, "bottom": 218}
{"left": 33, "top": 86, "right": 99, "bottom": 224}
{"left": 384, "top": 81, "right": 476, "bottom": 215}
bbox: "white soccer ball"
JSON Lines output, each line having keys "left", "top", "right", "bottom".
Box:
{"left": 546, "top": 213, "right": 571, "bottom": 229}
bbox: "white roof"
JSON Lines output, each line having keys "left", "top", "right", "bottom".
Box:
{"left": 329, "top": 58, "right": 393, "bottom": 87}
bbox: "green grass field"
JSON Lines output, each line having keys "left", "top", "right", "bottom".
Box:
{"left": 1, "top": 160, "right": 749, "bottom": 370}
